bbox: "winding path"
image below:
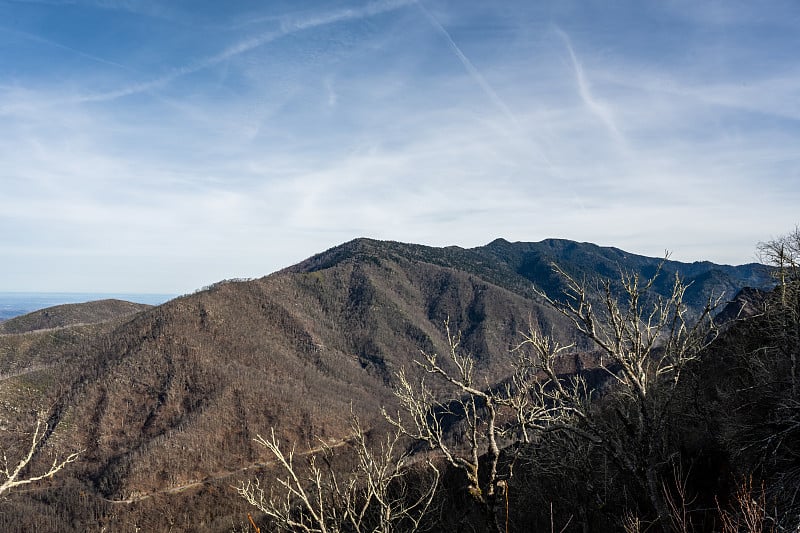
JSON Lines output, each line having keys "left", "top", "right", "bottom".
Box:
{"left": 103, "top": 434, "right": 356, "bottom": 504}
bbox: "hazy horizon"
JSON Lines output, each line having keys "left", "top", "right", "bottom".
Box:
{"left": 0, "top": 291, "right": 176, "bottom": 321}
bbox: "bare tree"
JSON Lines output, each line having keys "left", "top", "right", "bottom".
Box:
{"left": 384, "top": 320, "right": 530, "bottom": 532}
{"left": 739, "top": 228, "right": 800, "bottom": 523}
{"left": 717, "top": 477, "right": 778, "bottom": 533}
{"left": 758, "top": 226, "right": 800, "bottom": 392}
{"left": 0, "top": 414, "right": 81, "bottom": 497}
{"left": 758, "top": 226, "right": 800, "bottom": 295}
{"left": 507, "top": 329, "right": 595, "bottom": 443}
{"left": 238, "top": 412, "right": 439, "bottom": 533}
{"left": 521, "top": 258, "right": 721, "bottom": 529}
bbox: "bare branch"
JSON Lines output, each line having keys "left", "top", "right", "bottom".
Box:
{"left": 527, "top": 258, "right": 723, "bottom": 529}
{"left": 240, "top": 412, "right": 439, "bottom": 533}
{"left": 0, "top": 415, "right": 81, "bottom": 498}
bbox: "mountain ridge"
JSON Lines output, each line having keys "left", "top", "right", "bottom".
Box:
{"left": 0, "top": 237, "right": 777, "bottom": 532}
{"left": 288, "top": 237, "right": 772, "bottom": 308}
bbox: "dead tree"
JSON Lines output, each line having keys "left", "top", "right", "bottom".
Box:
{"left": 746, "top": 228, "right": 800, "bottom": 523}
{"left": 384, "top": 320, "right": 529, "bottom": 532}
{"left": 0, "top": 414, "right": 81, "bottom": 497}
{"left": 758, "top": 226, "right": 800, "bottom": 392}
{"left": 524, "top": 258, "right": 721, "bottom": 530}
{"left": 758, "top": 226, "right": 800, "bottom": 299}
{"left": 239, "top": 412, "right": 439, "bottom": 533}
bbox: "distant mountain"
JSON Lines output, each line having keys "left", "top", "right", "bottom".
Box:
{"left": 0, "top": 292, "right": 173, "bottom": 322}
{"left": 0, "top": 238, "right": 774, "bottom": 532}
{"left": 0, "top": 299, "right": 152, "bottom": 334}
{"left": 476, "top": 238, "right": 772, "bottom": 312}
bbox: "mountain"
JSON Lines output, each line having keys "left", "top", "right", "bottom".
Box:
{"left": 476, "top": 238, "right": 770, "bottom": 306}
{"left": 0, "top": 299, "right": 152, "bottom": 334}
{"left": 288, "top": 237, "right": 772, "bottom": 312}
{"left": 0, "top": 238, "right": 775, "bottom": 532}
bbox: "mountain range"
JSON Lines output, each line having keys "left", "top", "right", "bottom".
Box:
{"left": 0, "top": 238, "right": 774, "bottom": 532}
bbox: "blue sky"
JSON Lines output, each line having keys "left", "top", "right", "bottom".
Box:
{"left": 1, "top": 0, "right": 798, "bottom": 293}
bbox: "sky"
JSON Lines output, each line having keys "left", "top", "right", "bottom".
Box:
{"left": 1, "top": 0, "right": 799, "bottom": 294}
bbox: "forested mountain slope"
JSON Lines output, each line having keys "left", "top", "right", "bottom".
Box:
{"left": 0, "top": 238, "right": 775, "bottom": 532}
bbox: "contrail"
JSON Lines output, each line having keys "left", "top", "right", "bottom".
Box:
{"left": 7, "top": 0, "right": 193, "bottom": 26}
{"left": 75, "top": 0, "right": 416, "bottom": 103}
{"left": 415, "top": 0, "right": 517, "bottom": 124}
{"left": 414, "top": 2, "right": 560, "bottom": 172}
{"left": 0, "top": 25, "right": 134, "bottom": 73}
{"left": 554, "top": 25, "right": 625, "bottom": 147}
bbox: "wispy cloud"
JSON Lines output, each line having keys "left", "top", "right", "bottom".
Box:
{"left": 554, "top": 25, "right": 627, "bottom": 150}
{"left": 324, "top": 77, "right": 338, "bottom": 107}
{"left": 281, "top": 0, "right": 413, "bottom": 32}
{"left": 605, "top": 67, "right": 800, "bottom": 124}
{"left": 2, "top": 1, "right": 797, "bottom": 291}
{"left": 73, "top": 0, "right": 415, "bottom": 102}
{"left": 416, "top": 0, "right": 516, "bottom": 124}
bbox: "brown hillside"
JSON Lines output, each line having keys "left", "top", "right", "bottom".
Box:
{"left": 0, "top": 299, "right": 152, "bottom": 334}
{"left": 0, "top": 241, "right": 573, "bottom": 532}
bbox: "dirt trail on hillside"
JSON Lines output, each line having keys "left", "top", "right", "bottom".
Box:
{"left": 104, "top": 434, "right": 356, "bottom": 504}
{"left": 0, "top": 364, "right": 52, "bottom": 382}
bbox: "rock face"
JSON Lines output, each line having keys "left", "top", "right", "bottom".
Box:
{"left": 0, "top": 238, "right": 774, "bottom": 532}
